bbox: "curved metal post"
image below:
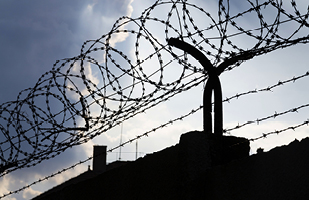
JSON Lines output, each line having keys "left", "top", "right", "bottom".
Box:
{"left": 168, "top": 38, "right": 223, "bottom": 135}
{"left": 203, "top": 76, "right": 213, "bottom": 135}
{"left": 168, "top": 38, "right": 254, "bottom": 136}
{"left": 203, "top": 72, "right": 222, "bottom": 135}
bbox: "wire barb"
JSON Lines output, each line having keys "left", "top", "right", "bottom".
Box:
{"left": 1, "top": 0, "right": 309, "bottom": 198}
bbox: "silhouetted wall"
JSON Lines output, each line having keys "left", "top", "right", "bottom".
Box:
{"left": 33, "top": 132, "right": 309, "bottom": 199}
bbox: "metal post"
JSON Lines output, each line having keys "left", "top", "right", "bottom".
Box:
{"left": 168, "top": 38, "right": 254, "bottom": 136}
{"left": 168, "top": 38, "right": 223, "bottom": 136}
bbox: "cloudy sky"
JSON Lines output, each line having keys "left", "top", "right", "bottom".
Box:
{"left": 0, "top": 0, "right": 309, "bottom": 199}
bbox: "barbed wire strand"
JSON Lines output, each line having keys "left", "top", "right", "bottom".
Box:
{"left": 2, "top": 66, "right": 309, "bottom": 199}
{"left": 1, "top": 0, "right": 309, "bottom": 198}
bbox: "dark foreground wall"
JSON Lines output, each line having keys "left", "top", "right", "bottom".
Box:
{"left": 192, "top": 138, "right": 309, "bottom": 199}
{"left": 34, "top": 131, "right": 309, "bottom": 200}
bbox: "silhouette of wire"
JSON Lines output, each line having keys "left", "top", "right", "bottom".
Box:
{"left": 1, "top": 0, "right": 309, "bottom": 192}
{"left": 2, "top": 64, "right": 309, "bottom": 199}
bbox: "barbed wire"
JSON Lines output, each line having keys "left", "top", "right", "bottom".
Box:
{"left": 225, "top": 103, "right": 309, "bottom": 133}
{"left": 227, "top": 118, "right": 309, "bottom": 149}
{"left": 1, "top": 1, "right": 309, "bottom": 198}
{"left": 102, "top": 68, "right": 309, "bottom": 154}
{"left": 2, "top": 64, "right": 309, "bottom": 199}
{"left": 250, "top": 119, "right": 309, "bottom": 141}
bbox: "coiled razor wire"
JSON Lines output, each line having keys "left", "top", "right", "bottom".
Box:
{"left": 1, "top": 0, "right": 309, "bottom": 175}
{"left": 2, "top": 68, "right": 309, "bottom": 199}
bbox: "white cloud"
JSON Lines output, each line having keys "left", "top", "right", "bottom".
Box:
{"left": 72, "top": 61, "right": 100, "bottom": 97}
{"left": 80, "top": 0, "right": 135, "bottom": 48}
{"left": 22, "top": 187, "right": 41, "bottom": 199}
{"left": 0, "top": 175, "right": 15, "bottom": 198}
{"left": 1, "top": 0, "right": 309, "bottom": 199}
{"left": 49, "top": 165, "right": 86, "bottom": 186}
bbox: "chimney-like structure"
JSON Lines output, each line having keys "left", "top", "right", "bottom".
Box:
{"left": 93, "top": 145, "right": 107, "bottom": 173}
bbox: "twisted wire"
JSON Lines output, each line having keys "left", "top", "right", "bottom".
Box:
{"left": 1, "top": 1, "right": 309, "bottom": 194}
{"left": 2, "top": 62, "right": 309, "bottom": 199}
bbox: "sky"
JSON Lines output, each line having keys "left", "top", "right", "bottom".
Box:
{"left": 0, "top": 0, "right": 309, "bottom": 199}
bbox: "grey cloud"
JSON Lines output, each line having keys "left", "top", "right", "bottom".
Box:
{"left": 92, "top": 0, "right": 133, "bottom": 16}
{"left": 0, "top": 0, "right": 133, "bottom": 196}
